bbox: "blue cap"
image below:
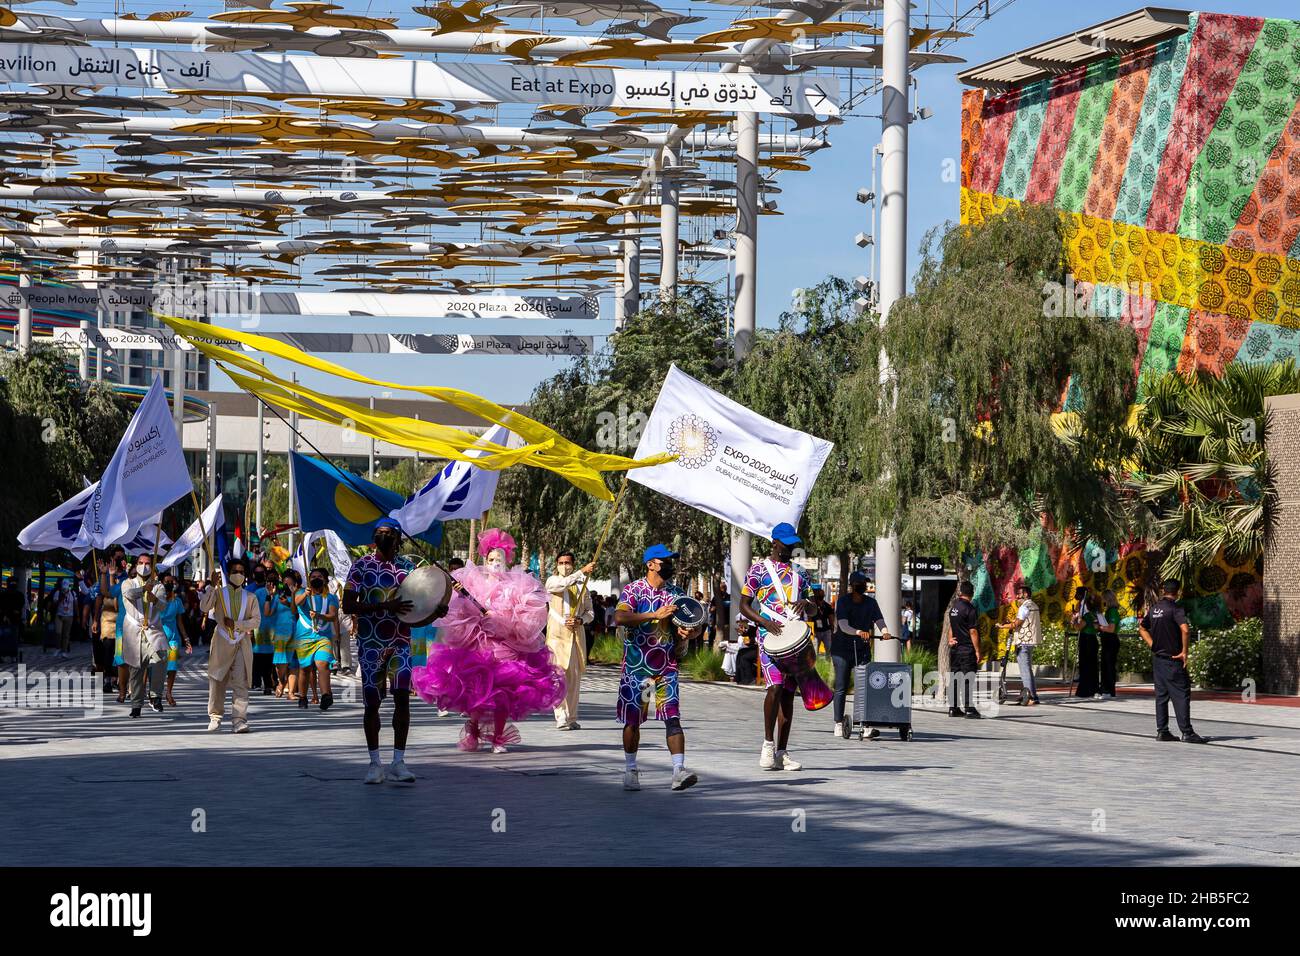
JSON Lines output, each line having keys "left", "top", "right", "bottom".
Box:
{"left": 643, "top": 543, "right": 679, "bottom": 563}
{"left": 771, "top": 522, "right": 801, "bottom": 546}
{"left": 849, "top": 571, "right": 868, "bottom": 584}
{"left": 373, "top": 517, "right": 402, "bottom": 532}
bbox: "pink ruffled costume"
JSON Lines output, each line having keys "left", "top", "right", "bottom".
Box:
{"left": 413, "top": 530, "right": 565, "bottom": 751}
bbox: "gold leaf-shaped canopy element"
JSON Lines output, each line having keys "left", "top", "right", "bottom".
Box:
{"left": 212, "top": 2, "right": 398, "bottom": 33}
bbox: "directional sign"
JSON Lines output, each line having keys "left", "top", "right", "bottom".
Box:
{"left": 0, "top": 44, "right": 841, "bottom": 117}
{"left": 0, "top": 284, "right": 153, "bottom": 314}
{"left": 231, "top": 291, "right": 601, "bottom": 321}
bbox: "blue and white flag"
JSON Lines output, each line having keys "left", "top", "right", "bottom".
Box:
{"left": 121, "top": 523, "right": 174, "bottom": 556}
{"left": 17, "top": 483, "right": 98, "bottom": 554}
{"left": 76, "top": 377, "right": 192, "bottom": 551}
{"left": 160, "top": 495, "right": 225, "bottom": 571}
{"left": 391, "top": 424, "right": 516, "bottom": 534}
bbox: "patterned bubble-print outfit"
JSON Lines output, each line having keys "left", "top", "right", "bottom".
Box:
{"left": 616, "top": 577, "right": 686, "bottom": 725}
{"left": 346, "top": 552, "right": 414, "bottom": 700}
{"left": 742, "top": 561, "right": 810, "bottom": 691}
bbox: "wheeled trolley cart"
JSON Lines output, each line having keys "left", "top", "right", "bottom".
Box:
{"left": 849, "top": 661, "right": 914, "bottom": 741}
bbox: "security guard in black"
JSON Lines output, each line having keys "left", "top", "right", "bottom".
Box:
{"left": 1139, "top": 587, "right": 1204, "bottom": 743}
{"left": 947, "top": 583, "right": 982, "bottom": 716}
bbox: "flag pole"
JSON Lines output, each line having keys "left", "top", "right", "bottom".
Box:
{"left": 572, "top": 473, "right": 629, "bottom": 630}
{"left": 245, "top": 383, "right": 487, "bottom": 614}
{"left": 188, "top": 488, "right": 227, "bottom": 624}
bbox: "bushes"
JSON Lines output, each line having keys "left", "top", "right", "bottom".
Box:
{"left": 1188, "top": 618, "right": 1263, "bottom": 690}
{"left": 588, "top": 633, "right": 624, "bottom": 665}
{"left": 1033, "top": 623, "right": 1151, "bottom": 677}
{"left": 681, "top": 647, "right": 727, "bottom": 682}
{"left": 904, "top": 644, "right": 937, "bottom": 678}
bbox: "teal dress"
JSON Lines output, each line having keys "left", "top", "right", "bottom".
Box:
{"left": 294, "top": 591, "right": 337, "bottom": 668}
{"left": 111, "top": 582, "right": 125, "bottom": 666}
{"left": 252, "top": 586, "right": 275, "bottom": 655}
{"left": 161, "top": 596, "right": 184, "bottom": 673}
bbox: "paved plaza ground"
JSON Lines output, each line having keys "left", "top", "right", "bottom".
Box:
{"left": 3, "top": 645, "right": 1299, "bottom": 866}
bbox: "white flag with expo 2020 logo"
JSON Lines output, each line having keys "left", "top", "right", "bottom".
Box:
{"left": 629, "top": 365, "right": 833, "bottom": 538}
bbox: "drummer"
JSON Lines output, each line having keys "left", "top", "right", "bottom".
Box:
{"left": 614, "top": 544, "right": 701, "bottom": 793}
{"left": 739, "top": 523, "right": 812, "bottom": 773}
{"left": 343, "top": 518, "right": 447, "bottom": 786}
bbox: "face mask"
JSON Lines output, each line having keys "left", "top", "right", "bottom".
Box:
{"left": 486, "top": 550, "right": 507, "bottom": 573}
{"left": 658, "top": 561, "right": 675, "bottom": 578}
{"left": 311, "top": 579, "right": 325, "bottom": 591}
{"left": 228, "top": 572, "right": 245, "bottom": 586}
{"left": 164, "top": 582, "right": 174, "bottom": 593}
{"left": 136, "top": 565, "right": 151, "bottom": 578}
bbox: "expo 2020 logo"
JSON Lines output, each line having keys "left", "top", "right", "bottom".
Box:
{"left": 666, "top": 413, "right": 718, "bottom": 469}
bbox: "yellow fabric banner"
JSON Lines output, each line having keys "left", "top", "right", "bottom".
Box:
{"left": 159, "top": 313, "right": 675, "bottom": 500}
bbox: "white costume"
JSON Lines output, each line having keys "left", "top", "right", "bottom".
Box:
{"left": 201, "top": 585, "right": 261, "bottom": 732}
{"left": 120, "top": 574, "right": 169, "bottom": 709}
{"left": 544, "top": 569, "right": 595, "bottom": 729}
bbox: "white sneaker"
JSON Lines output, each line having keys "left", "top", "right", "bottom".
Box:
{"left": 833, "top": 722, "right": 843, "bottom": 737}
{"left": 232, "top": 723, "right": 250, "bottom": 734}
{"left": 623, "top": 768, "right": 641, "bottom": 791}
{"left": 206, "top": 717, "right": 221, "bottom": 732}
{"left": 760, "top": 740, "right": 776, "bottom": 769}
{"left": 437, "top": 709, "right": 449, "bottom": 717}
{"left": 671, "top": 766, "right": 698, "bottom": 791}
{"left": 492, "top": 744, "right": 508, "bottom": 754}
{"left": 387, "top": 759, "right": 415, "bottom": 783}
{"left": 363, "top": 762, "right": 386, "bottom": 785}
{"left": 776, "top": 750, "right": 802, "bottom": 771}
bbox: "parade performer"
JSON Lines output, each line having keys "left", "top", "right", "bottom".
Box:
{"left": 344, "top": 519, "right": 444, "bottom": 785}
{"left": 121, "top": 553, "right": 170, "bottom": 718}
{"left": 160, "top": 572, "right": 191, "bottom": 708}
{"left": 262, "top": 567, "right": 296, "bottom": 697}
{"left": 294, "top": 567, "right": 337, "bottom": 711}
{"left": 545, "top": 552, "right": 595, "bottom": 731}
{"left": 614, "top": 544, "right": 701, "bottom": 793}
{"left": 202, "top": 556, "right": 261, "bottom": 734}
{"left": 739, "top": 524, "right": 814, "bottom": 772}
{"left": 413, "top": 529, "right": 564, "bottom": 755}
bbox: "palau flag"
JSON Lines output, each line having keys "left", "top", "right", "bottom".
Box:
{"left": 289, "top": 452, "right": 443, "bottom": 547}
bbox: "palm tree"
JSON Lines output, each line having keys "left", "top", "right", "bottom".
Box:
{"left": 1128, "top": 359, "right": 1300, "bottom": 596}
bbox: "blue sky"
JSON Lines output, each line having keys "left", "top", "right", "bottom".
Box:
{"left": 211, "top": 1, "right": 1299, "bottom": 406}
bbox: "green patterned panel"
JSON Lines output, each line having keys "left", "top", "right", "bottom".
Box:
{"left": 1113, "top": 25, "right": 1195, "bottom": 226}
{"left": 1137, "top": 302, "right": 1190, "bottom": 395}
{"left": 1053, "top": 59, "right": 1121, "bottom": 211}
{"left": 970, "top": 558, "right": 997, "bottom": 616}
{"left": 995, "top": 79, "right": 1051, "bottom": 201}
{"left": 1018, "top": 532, "right": 1057, "bottom": 596}
{"left": 1178, "top": 18, "right": 1300, "bottom": 244}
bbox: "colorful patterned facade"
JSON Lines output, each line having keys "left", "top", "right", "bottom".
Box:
{"left": 960, "top": 12, "right": 1281, "bottom": 640}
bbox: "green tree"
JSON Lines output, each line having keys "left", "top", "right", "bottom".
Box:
{"left": 1127, "top": 358, "right": 1300, "bottom": 596}
{"left": 835, "top": 206, "right": 1139, "bottom": 659}
{"left": 497, "top": 287, "right": 735, "bottom": 585}
{"left": 1, "top": 346, "right": 131, "bottom": 565}
{"left": 733, "top": 276, "right": 874, "bottom": 592}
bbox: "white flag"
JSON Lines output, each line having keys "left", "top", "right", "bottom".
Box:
{"left": 628, "top": 364, "right": 833, "bottom": 538}
{"left": 121, "top": 523, "right": 174, "bottom": 556}
{"left": 321, "top": 530, "right": 353, "bottom": 588}
{"left": 18, "top": 483, "right": 99, "bottom": 554}
{"left": 160, "top": 495, "right": 225, "bottom": 571}
{"left": 77, "top": 377, "right": 192, "bottom": 550}
{"left": 391, "top": 423, "right": 517, "bottom": 533}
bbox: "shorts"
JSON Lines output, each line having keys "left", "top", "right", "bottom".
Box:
{"left": 617, "top": 663, "right": 679, "bottom": 725}
{"left": 272, "top": 633, "right": 294, "bottom": 665}
{"left": 296, "top": 634, "right": 335, "bottom": 669}
{"left": 757, "top": 636, "right": 798, "bottom": 692}
{"left": 359, "top": 639, "right": 411, "bottom": 700}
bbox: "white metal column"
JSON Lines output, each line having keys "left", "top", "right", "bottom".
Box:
{"left": 622, "top": 211, "right": 640, "bottom": 320}
{"left": 206, "top": 398, "right": 218, "bottom": 500}
{"left": 77, "top": 319, "right": 91, "bottom": 379}
{"left": 17, "top": 273, "right": 31, "bottom": 354}
{"left": 367, "top": 395, "right": 377, "bottom": 478}
{"left": 255, "top": 390, "right": 265, "bottom": 537}
{"left": 729, "top": 108, "right": 760, "bottom": 637}
{"left": 874, "top": 0, "right": 910, "bottom": 658}
{"left": 660, "top": 146, "right": 680, "bottom": 301}
{"left": 288, "top": 372, "right": 299, "bottom": 553}
{"left": 171, "top": 345, "right": 185, "bottom": 438}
